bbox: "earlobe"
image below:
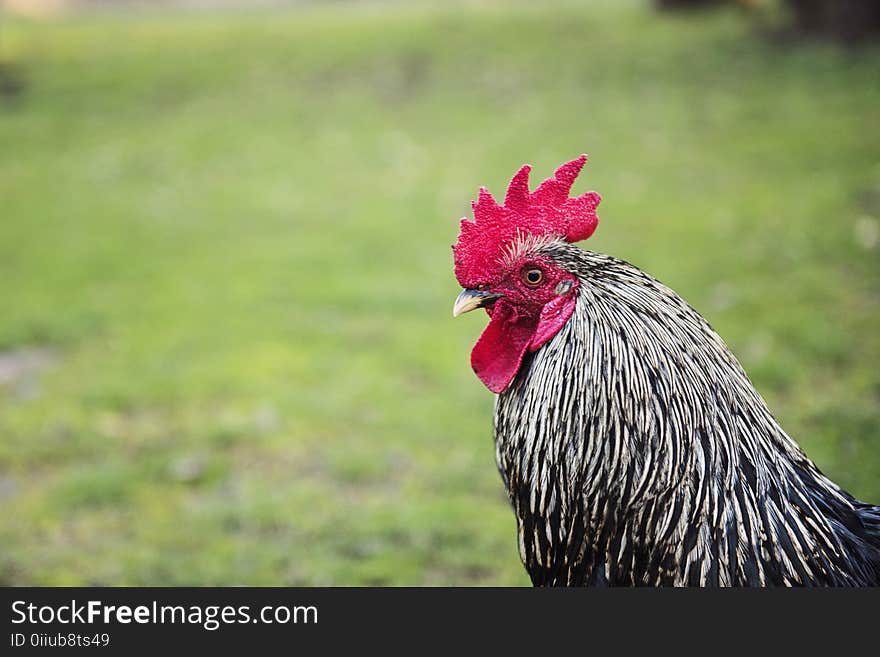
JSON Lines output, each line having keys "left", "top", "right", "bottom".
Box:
{"left": 528, "top": 287, "right": 578, "bottom": 352}
{"left": 554, "top": 279, "right": 574, "bottom": 296}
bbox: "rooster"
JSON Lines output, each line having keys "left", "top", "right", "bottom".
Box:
{"left": 452, "top": 155, "right": 880, "bottom": 586}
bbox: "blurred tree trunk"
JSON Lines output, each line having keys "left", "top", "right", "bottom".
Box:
{"left": 786, "top": 0, "right": 880, "bottom": 42}
{"left": 655, "top": 0, "right": 726, "bottom": 8}
{"left": 0, "top": 12, "right": 26, "bottom": 104}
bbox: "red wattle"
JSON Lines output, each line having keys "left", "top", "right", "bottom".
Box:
{"left": 470, "top": 302, "right": 539, "bottom": 394}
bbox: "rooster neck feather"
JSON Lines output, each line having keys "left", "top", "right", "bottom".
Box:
{"left": 493, "top": 241, "right": 880, "bottom": 586}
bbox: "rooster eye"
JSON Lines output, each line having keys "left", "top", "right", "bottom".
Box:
{"left": 523, "top": 269, "right": 543, "bottom": 286}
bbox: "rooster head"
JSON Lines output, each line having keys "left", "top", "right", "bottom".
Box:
{"left": 452, "top": 155, "right": 601, "bottom": 393}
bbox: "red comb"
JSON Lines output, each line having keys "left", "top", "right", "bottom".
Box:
{"left": 453, "top": 155, "right": 601, "bottom": 288}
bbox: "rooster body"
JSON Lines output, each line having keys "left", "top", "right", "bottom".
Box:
{"left": 452, "top": 156, "right": 880, "bottom": 586}
{"left": 494, "top": 242, "right": 880, "bottom": 586}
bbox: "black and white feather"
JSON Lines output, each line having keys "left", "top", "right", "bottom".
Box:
{"left": 494, "top": 239, "right": 880, "bottom": 586}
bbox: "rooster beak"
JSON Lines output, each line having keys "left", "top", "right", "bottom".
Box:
{"left": 453, "top": 289, "right": 503, "bottom": 317}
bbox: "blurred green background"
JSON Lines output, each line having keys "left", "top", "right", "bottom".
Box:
{"left": 0, "top": 0, "right": 878, "bottom": 585}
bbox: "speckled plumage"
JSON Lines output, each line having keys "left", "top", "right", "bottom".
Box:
{"left": 493, "top": 240, "right": 880, "bottom": 586}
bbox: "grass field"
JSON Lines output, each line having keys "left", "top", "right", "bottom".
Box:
{"left": 0, "top": 0, "right": 878, "bottom": 585}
